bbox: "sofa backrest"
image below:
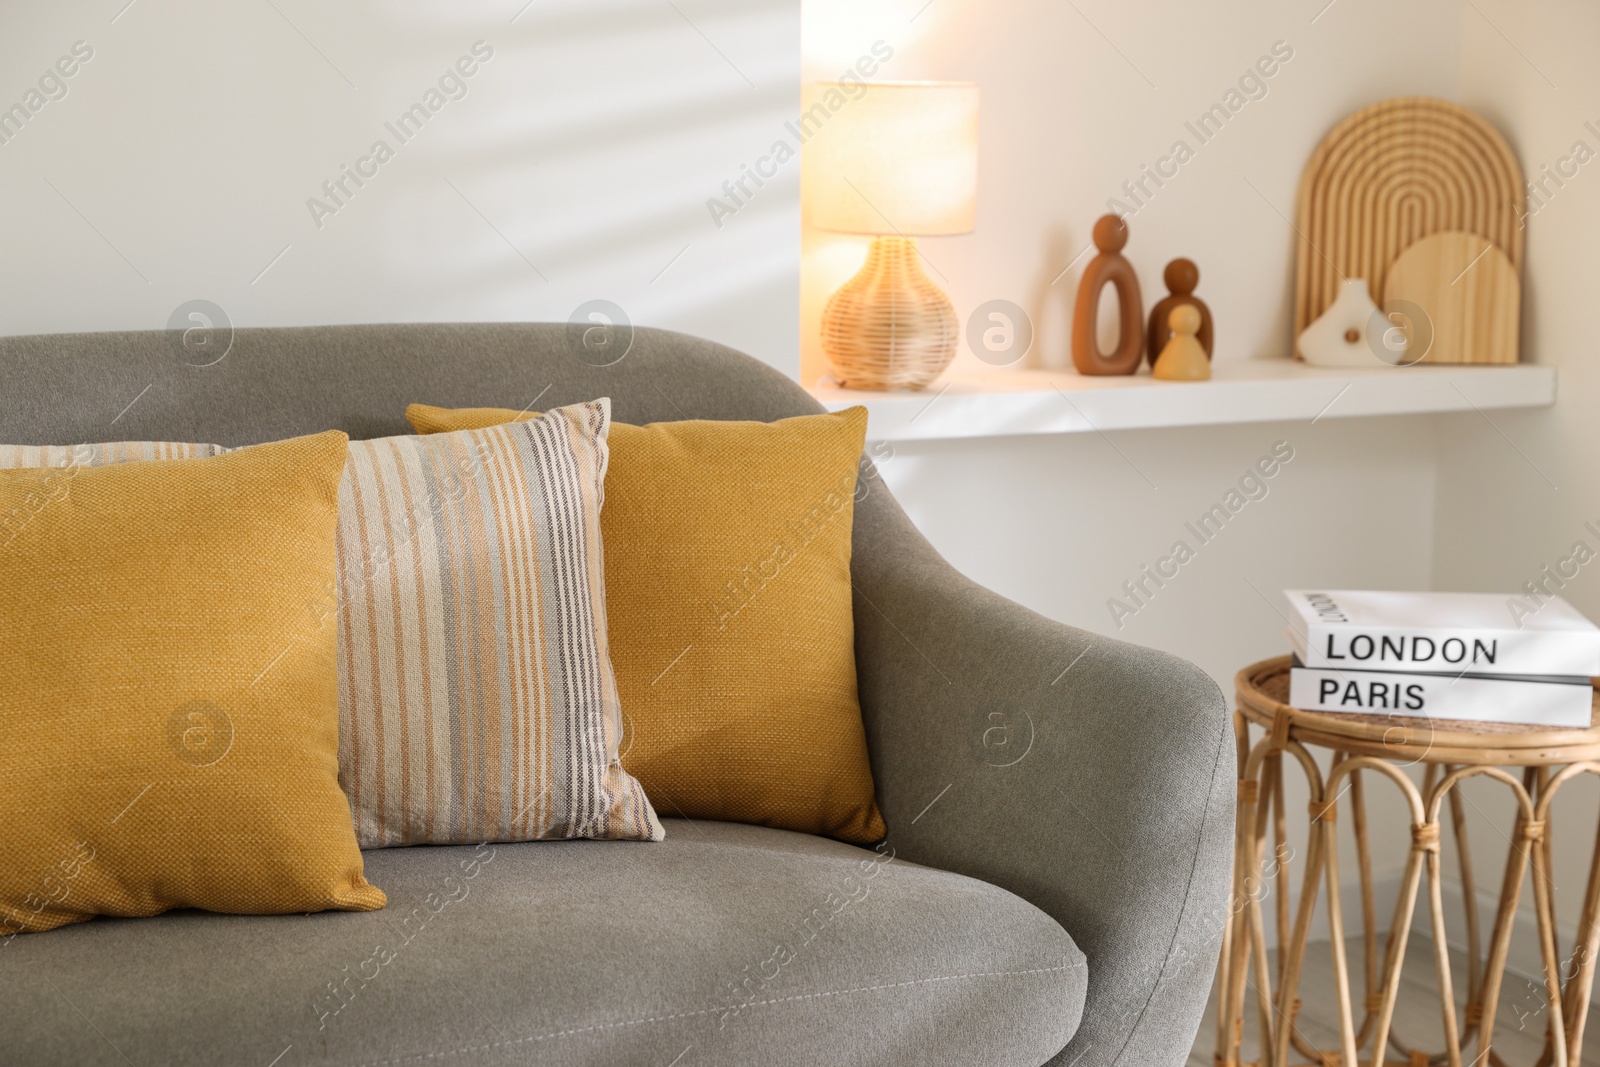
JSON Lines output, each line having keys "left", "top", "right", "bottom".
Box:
{"left": 0, "top": 322, "right": 820, "bottom": 445}
{"left": 0, "top": 320, "right": 924, "bottom": 669}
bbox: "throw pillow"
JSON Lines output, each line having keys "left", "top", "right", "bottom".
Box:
{"left": 2, "top": 400, "right": 663, "bottom": 850}
{"left": 337, "top": 401, "right": 660, "bottom": 845}
{"left": 405, "top": 403, "right": 885, "bottom": 844}
{"left": 0, "top": 431, "right": 385, "bottom": 934}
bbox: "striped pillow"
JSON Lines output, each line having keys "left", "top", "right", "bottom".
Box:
{"left": 1, "top": 400, "right": 662, "bottom": 847}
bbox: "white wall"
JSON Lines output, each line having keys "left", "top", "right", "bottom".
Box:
{"left": 0, "top": 0, "right": 799, "bottom": 372}
{"left": 821, "top": 0, "right": 1600, "bottom": 996}
{"left": 1441, "top": 0, "right": 1600, "bottom": 940}
{"left": 801, "top": 0, "right": 1465, "bottom": 384}
{"left": 880, "top": 419, "right": 1437, "bottom": 686}
{"left": 803, "top": 0, "right": 1471, "bottom": 915}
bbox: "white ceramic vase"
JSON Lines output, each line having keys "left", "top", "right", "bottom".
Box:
{"left": 1297, "top": 278, "right": 1405, "bottom": 367}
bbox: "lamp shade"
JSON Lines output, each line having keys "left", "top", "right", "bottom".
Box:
{"left": 803, "top": 81, "right": 978, "bottom": 236}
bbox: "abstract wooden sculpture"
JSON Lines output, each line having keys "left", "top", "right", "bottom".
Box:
{"left": 1383, "top": 231, "right": 1519, "bottom": 365}
{"left": 1293, "top": 96, "right": 1524, "bottom": 362}
{"left": 1147, "top": 258, "right": 1213, "bottom": 366}
{"left": 1072, "top": 214, "right": 1144, "bottom": 376}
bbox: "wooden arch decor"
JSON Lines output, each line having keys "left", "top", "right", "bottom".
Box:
{"left": 1292, "top": 96, "right": 1525, "bottom": 339}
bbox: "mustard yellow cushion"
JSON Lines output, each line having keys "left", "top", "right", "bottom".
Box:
{"left": 0, "top": 431, "right": 385, "bottom": 934}
{"left": 406, "top": 403, "right": 885, "bottom": 844}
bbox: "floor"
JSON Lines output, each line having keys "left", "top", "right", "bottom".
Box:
{"left": 1187, "top": 936, "right": 1600, "bottom": 1066}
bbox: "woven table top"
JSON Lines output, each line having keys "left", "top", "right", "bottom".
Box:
{"left": 1236, "top": 655, "right": 1600, "bottom": 765}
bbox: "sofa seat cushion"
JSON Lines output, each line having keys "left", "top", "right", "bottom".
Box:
{"left": 2, "top": 820, "right": 1086, "bottom": 1067}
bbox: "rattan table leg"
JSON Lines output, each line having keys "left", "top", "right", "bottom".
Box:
{"left": 1371, "top": 838, "right": 1429, "bottom": 1065}
{"left": 1216, "top": 723, "right": 1254, "bottom": 1062}
{"left": 1330, "top": 758, "right": 1430, "bottom": 1067}
{"left": 1532, "top": 829, "right": 1572, "bottom": 1067}
{"left": 1283, "top": 751, "right": 1325, "bottom": 1065}
{"left": 1350, "top": 766, "right": 1380, "bottom": 1032}
{"left": 1533, "top": 762, "right": 1600, "bottom": 1067}
{"left": 1248, "top": 862, "right": 1278, "bottom": 1066}
{"left": 1379, "top": 769, "right": 1448, "bottom": 1066}
{"left": 1527, "top": 767, "right": 1560, "bottom": 1067}
{"left": 1215, "top": 714, "right": 1252, "bottom": 1067}
{"left": 1269, "top": 743, "right": 1328, "bottom": 1067}
{"left": 1539, "top": 767, "right": 1559, "bottom": 968}
{"left": 1425, "top": 824, "right": 1465, "bottom": 1067}
{"left": 1460, "top": 768, "right": 1538, "bottom": 1067}
{"left": 1447, "top": 771, "right": 1484, "bottom": 1048}
{"left": 1429, "top": 766, "right": 1539, "bottom": 1067}
{"left": 1246, "top": 750, "right": 1280, "bottom": 1065}
{"left": 1218, "top": 735, "right": 1258, "bottom": 1067}
{"left": 1317, "top": 782, "right": 1360, "bottom": 1067}
{"left": 1475, "top": 810, "right": 1533, "bottom": 1064}
{"left": 1561, "top": 810, "right": 1600, "bottom": 1067}
{"left": 1273, "top": 753, "right": 1290, "bottom": 989}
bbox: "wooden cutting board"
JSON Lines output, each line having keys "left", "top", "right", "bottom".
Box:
{"left": 1293, "top": 96, "right": 1524, "bottom": 359}
{"left": 1382, "top": 231, "right": 1520, "bottom": 365}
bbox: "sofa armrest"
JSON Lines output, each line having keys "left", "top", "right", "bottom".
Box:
{"left": 851, "top": 485, "right": 1235, "bottom": 1067}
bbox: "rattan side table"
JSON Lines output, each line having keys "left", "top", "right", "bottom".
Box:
{"left": 1215, "top": 656, "right": 1600, "bottom": 1067}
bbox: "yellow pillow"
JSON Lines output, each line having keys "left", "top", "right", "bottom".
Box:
{"left": 406, "top": 403, "right": 885, "bottom": 844}
{"left": 0, "top": 431, "right": 385, "bottom": 934}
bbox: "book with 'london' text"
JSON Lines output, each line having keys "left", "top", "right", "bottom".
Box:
{"left": 1286, "top": 589, "right": 1600, "bottom": 678}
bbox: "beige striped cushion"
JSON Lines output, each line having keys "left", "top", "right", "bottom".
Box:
{"left": 1, "top": 400, "right": 662, "bottom": 847}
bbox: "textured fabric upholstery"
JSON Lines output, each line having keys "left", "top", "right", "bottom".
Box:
{"left": 1, "top": 820, "right": 1085, "bottom": 1067}
{"left": 0, "top": 323, "right": 1232, "bottom": 1066}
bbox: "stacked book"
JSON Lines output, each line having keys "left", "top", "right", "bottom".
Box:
{"left": 1285, "top": 590, "right": 1600, "bottom": 728}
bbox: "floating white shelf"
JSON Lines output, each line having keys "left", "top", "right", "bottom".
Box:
{"left": 810, "top": 360, "right": 1557, "bottom": 442}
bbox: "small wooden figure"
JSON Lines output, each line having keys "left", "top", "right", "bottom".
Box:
{"left": 1152, "top": 305, "right": 1211, "bottom": 381}
{"left": 1072, "top": 214, "right": 1144, "bottom": 375}
{"left": 1146, "top": 258, "right": 1213, "bottom": 367}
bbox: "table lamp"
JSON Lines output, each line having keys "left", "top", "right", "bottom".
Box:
{"left": 805, "top": 81, "right": 978, "bottom": 390}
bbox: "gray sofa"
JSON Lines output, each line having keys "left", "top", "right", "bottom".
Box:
{"left": 0, "top": 323, "right": 1234, "bottom": 1067}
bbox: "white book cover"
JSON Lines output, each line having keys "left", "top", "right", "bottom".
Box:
{"left": 1285, "top": 589, "right": 1600, "bottom": 677}
{"left": 1289, "top": 666, "right": 1594, "bottom": 728}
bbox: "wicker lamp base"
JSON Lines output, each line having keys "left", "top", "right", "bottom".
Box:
{"left": 821, "top": 235, "right": 957, "bottom": 391}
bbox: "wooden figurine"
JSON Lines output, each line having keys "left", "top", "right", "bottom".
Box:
{"left": 1072, "top": 214, "right": 1144, "bottom": 375}
{"left": 1152, "top": 305, "right": 1211, "bottom": 381}
{"left": 1147, "top": 258, "right": 1213, "bottom": 366}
